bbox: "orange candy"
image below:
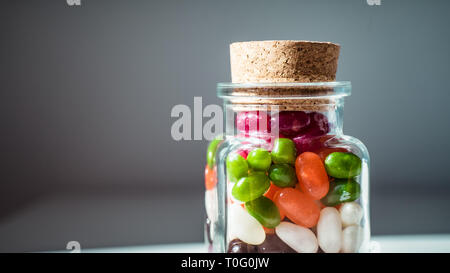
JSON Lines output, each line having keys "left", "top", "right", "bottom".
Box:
{"left": 295, "top": 152, "right": 329, "bottom": 200}
{"left": 274, "top": 188, "right": 320, "bottom": 228}
{"left": 264, "top": 183, "right": 283, "bottom": 200}
{"left": 264, "top": 183, "right": 286, "bottom": 220}
{"left": 263, "top": 226, "right": 275, "bottom": 234}
{"left": 204, "top": 165, "right": 217, "bottom": 190}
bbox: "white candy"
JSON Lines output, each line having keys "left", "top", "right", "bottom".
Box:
{"left": 317, "top": 207, "right": 342, "bottom": 253}
{"left": 228, "top": 204, "right": 265, "bottom": 245}
{"left": 341, "top": 225, "right": 363, "bottom": 253}
{"left": 205, "top": 187, "right": 218, "bottom": 223}
{"left": 339, "top": 202, "right": 363, "bottom": 227}
{"left": 275, "top": 222, "right": 318, "bottom": 253}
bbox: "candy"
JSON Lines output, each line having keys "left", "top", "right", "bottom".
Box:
{"left": 292, "top": 135, "right": 323, "bottom": 155}
{"left": 268, "top": 164, "right": 297, "bottom": 188}
{"left": 321, "top": 179, "right": 361, "bottom": 206}
{"left": 275, "top": 221, "right": 318, "bottom": 253}
{"left": 228, "top": 204, "right": 266, "bottom": 245}
{"left": 317, "top": 207, "right": 342, "bottom": 253}
{"left": 245, "top": 196, "right": 281, "bottom": 228}
{"left": 339, "top": 202, "right": 363, "bottom": 227}
{"left": 204, "top": 165, "right": 217, "bottom": 190}
{"left": 271, "top": 138, "right": 297, "bottom": 164}
{"left": 206, "top": 135, "right": 222, "bottom": 168}
{"left": 236, "top": 111, "right": 271, "bottom": 134}
{"left": 341, "top": 225, "right": 363, "bottom": 253}
{"left": 271, "top": 111, "right": 310, "bottom": 136}
{"left": 227, "top": 239, "right": 258, "bottom": 253}
{"left": 324, "top": 152, "right": 362, "bottom": 178}
{"left": 300, "top": 112, "right": 329, "bottom": 137}
{"left": 263, "top": 183, "right": 283, "bottom": 201}
{"left": 274, "top": 188, "right": 320, "bottom": 228}
{"left": 205, "top": 187, "right": 218, "bottom": 223}
{"left": 295, "top": 152, "right": 329, "bottom": 200}
{"left": 317, "top": 147, "right": 349, "bottom": 162}
{"left": 256, "top": 234, "right": 296, "bottom": 253}
{"left": 226, "top": 153, "right": 248, "bottom": 183}
{"left": 232, "top": 172, "right": 270, "bottom": 202}
{"left": 247, "top": 148, "right": 272, "bottom": 171}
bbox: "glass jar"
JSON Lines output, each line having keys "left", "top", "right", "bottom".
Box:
{"left": 204, "top": 81, "right": 370, "bottom": 253}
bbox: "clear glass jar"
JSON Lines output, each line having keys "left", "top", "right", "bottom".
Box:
{"left": 204, "top": 81, "right": 370, "bottom": 253}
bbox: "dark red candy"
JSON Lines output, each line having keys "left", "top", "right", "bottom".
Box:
{"left": 227, "top": 239, "right": 258, "bottom": 253}
{"left": 301, "top": 112, "right": 330, "bottom": 137}
{"left": 271, "top": 111, "right": 310, "bottom": 136}
{"left": 292, "top": 135, "right": 323, "bottom": 154}
{"left": 256, "top": 234, "right": 296, "bottom": 253}
{"left": 236, "top": 111, "right": 271, "bottom": 134}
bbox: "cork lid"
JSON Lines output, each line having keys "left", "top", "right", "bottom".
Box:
{"left": 230, "top": 40, "right": 340, "bottom": 83}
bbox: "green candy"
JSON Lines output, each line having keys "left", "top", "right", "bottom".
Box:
{"left": 321, "top": 178, "right": 361, "bottom": 206}
{"left": 268, "top": 164, "right": 297, "bottom": 188}
{"left": 271, "top": 138, "right": 297, "bottom": 165}
{"left": 206, "top": 136, "right": 222, "bottom": 168}
{"left": 226, "top": 153, "right": 248, "bottom": 183}
{"left": 245, "top": 196, "right": 281, "bottom": 228}
{"left": 247, "top": 148, "right": 272, "bottom": 171}
{"left": 232, "top": 173, "right": 270, "bottom": 202}
{"left": 325, "top": 152, "right": 362, "bottom": 178}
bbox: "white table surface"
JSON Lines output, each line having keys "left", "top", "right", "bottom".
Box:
{"left": 77, "top": 234, "right": 450, "bottom": 253}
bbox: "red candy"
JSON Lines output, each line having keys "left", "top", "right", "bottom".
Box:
{"left": 295, "top": 152, "right": 329, "bottom": 200}
{"left": 236, "top": 111, "right": 271, "bottom": 134}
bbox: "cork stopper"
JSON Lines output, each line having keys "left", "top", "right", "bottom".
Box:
{"left": 230, "top": 40, "right": 340, "bottom": 83}
{"left": 228, "top": 40, "right": 341, "bottom": 111}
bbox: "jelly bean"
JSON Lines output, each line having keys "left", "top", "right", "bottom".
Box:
{"left": 295, "top": 152, "right": 330, "bottom": 200}
{"left": 268, "top": 164, "right": 297, "bottom": 188}
{"left": 317, "top": 207, "right": 342, "bottom": 253}
{"left": 325, "top": 152, "right": 362, "bottom": 178}
{"left": 247, "top": 148, "right": 272, "bottom": 171}
{"left": 274, "top": 188, "right": 320, "bottom": 228}
{"left": 245, "top": 196, "right": 281, "bottom": 228}
{"left": 275, "top": 221, "right": 318, "bottom": 253}
{"left": 271, "top": 111, "right": 310, "bottom": 136}
{"left": 205, "top": 187, "right": 218, "bottom": 223}
{"left": 227, "top": 239, "right": 258, "bottom": 253}
{"left": 271, "top": 138, "right": 297, "bottom": 164}
{"left": 206, "top": 135, "right": 222, "bottom": 168}
{"left": 204, "top": 165, "right": 217, "bottom": 190}
{"left": 256, "top": 234, "right": 296, "bottom": 253}
{"left": 339, "top": 202, "right": 363, "bottom": 227}
{"left": 226, "top": 152, "right": 248, "bottom": 183}
{"left": 341, "top": 225, "right": 363, "bottom": 253}
{"left": 301, "top": 112, "right": 330, "bottom": 137}
{"left": 232, "top": 172, "right": 270, "bottom": 202}
{"left": 321, "top": 179, "right": 361, "bottom": 206}
{"left": 228, "top": 204, "right": 266, "bottom": 245}
{"left": 293, "top": 135, "right": 323, "bottom": 155}
{"left": 236, "top": 111, "right": 271, "bottom": 133}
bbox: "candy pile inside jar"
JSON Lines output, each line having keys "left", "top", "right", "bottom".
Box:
{"left": 221, "top": 111, "right": 363, "bottom": 253}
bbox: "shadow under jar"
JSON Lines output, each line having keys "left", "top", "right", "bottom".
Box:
{"left": 204, "top": 81, "right": 370, "bottom": 253}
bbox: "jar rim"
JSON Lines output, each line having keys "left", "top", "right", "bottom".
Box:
{"left": 217, "top": 81, "right": 351, "bottom": 99}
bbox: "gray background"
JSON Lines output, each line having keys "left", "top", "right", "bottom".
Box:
{"left": 1, "top": 0, "right": 449, "bottom": 252}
